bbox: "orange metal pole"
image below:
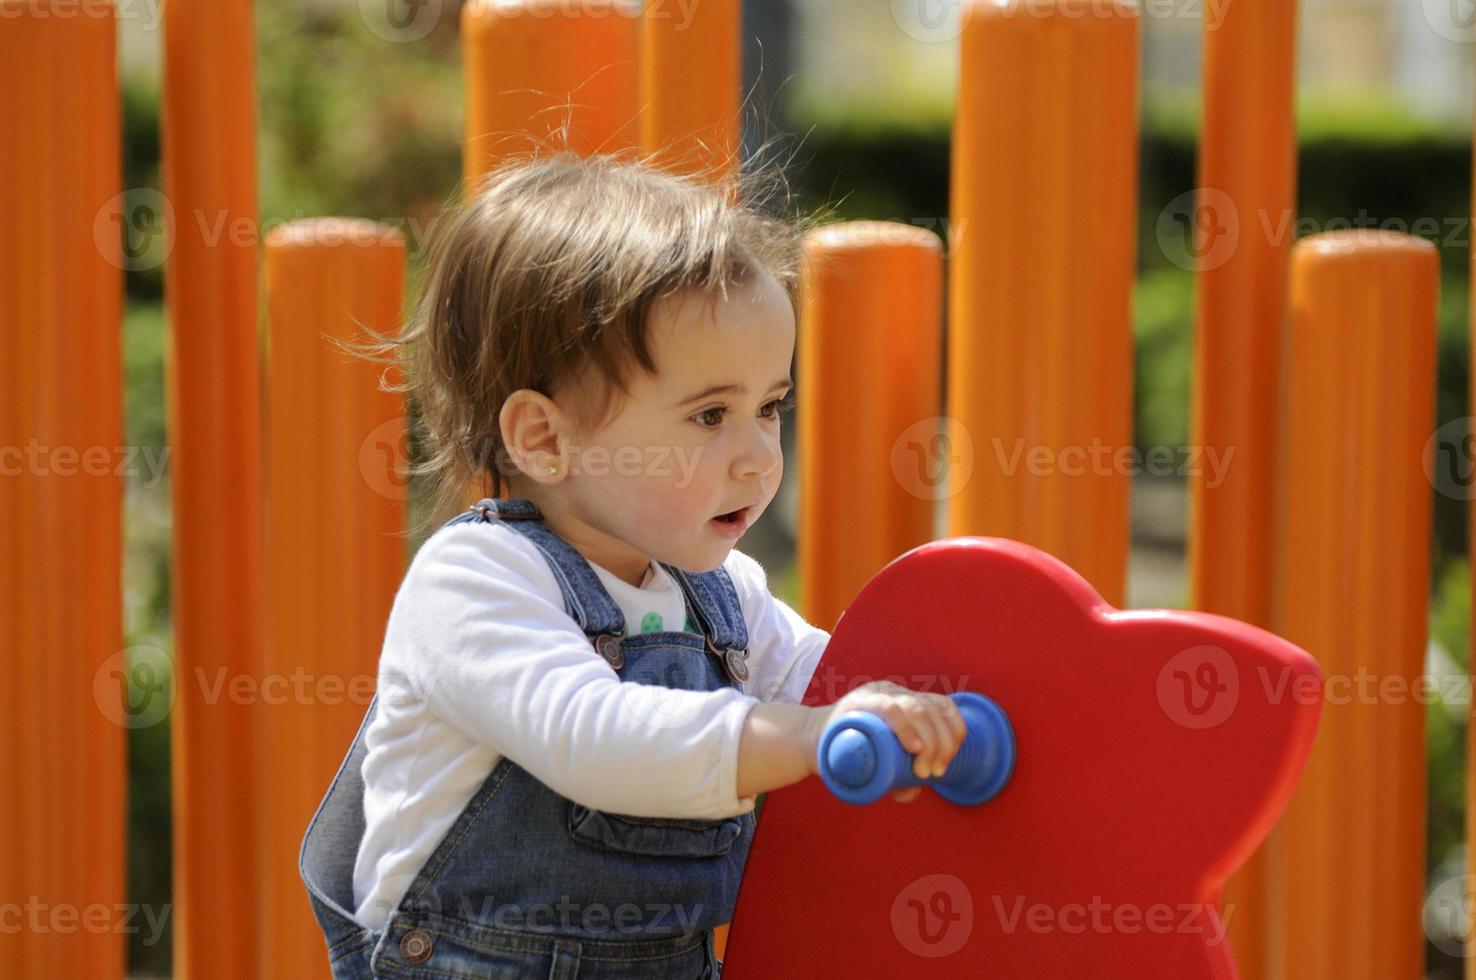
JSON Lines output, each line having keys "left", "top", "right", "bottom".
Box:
{"left": 0, "top": 5, "right": 125, "bottom": 978}
{"left": 462, "top": 0, "right": 640, "bottom": 191}
{"left": 797, "top": 221, "right": 944, "bottom": 631}
{"left": 639, "top": 0, "right": 741, "bottom": 185}
{"left": 161, "top": 0, "right": 264, "bottom": 975}
{"left": 260, "top": 220, "right": 408, "bottom": 971}
{"left": 946, "top": 0, "right": 1139, "bottom": 606}
{"left": 1272, "top": 231, "right": 1435, "bottom": 980}
{"left": 1191, "top": 4, "right": 1299, "bottom": 974}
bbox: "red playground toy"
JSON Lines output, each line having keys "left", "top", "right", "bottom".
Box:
{"left": 723, "top": 536, "right": 1322, "bottom": 979}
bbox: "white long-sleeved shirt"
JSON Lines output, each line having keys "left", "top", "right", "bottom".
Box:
{"left": 351, "top": 519, "right": 830, "bottom": 931}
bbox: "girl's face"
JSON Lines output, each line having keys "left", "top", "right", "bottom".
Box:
{"left": 551, "top": 269, "right": 796, "bottom": 583}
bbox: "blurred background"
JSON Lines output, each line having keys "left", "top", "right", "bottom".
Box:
{"left": 108, "top": 0, "right": 1473, "bottom": 974}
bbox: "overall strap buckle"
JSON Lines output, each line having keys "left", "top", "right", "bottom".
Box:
{"left": 705, "top": 633, "right": 750, "bottom": 684}
{"left": 471, "top": 499, "right": 543, "bottom": 523}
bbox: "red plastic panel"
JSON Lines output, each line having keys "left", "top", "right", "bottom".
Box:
{"left": 724, "top": 537, "right": 1321, "bottom": 979}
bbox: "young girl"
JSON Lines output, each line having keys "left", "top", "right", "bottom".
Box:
{"left": 299, "top": 150, "right": 966, "bottom": 979}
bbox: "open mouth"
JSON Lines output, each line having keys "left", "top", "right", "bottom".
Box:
{"left": 712, "top": 505, "right": 752, "bottom": 528}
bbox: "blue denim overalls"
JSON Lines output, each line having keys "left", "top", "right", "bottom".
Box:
{"left": 299, "top": 497, "right": 756, "bottom": 978}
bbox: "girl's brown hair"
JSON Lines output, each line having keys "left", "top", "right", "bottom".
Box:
{"left": 345, "top": 145, "right": 826, "bottom": 533}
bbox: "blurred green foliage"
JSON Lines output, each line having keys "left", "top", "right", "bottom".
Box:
{"left": 1429, "top": 555, "right": 1469, "bottom": 884}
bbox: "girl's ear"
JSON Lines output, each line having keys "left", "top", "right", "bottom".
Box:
{"left": 499, "top": 389, "right": 569, "bottom": 484}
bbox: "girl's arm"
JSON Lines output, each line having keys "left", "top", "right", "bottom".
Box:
{"left": 735, "top": 702, "right": 817, "bottom": 799}
{"left": 738, "top": 683, "right": 968, "bottom": 805}
{"left": 383, "top": 523, "right": 765, "bottom": 820}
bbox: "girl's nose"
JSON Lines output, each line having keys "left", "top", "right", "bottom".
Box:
{"left": 733, "top": 421, "right": 781, "bottom": 479}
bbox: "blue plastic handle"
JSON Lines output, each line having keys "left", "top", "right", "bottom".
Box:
{"left": 816, "top": 691, "right": 1016, "bottom": 806}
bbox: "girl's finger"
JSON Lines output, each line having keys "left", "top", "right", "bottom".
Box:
{"left": 899, "top": 701, "right": 938, "bottom": 778}
{"left": 925, "top": 701, "right": 960, "bottom": 777}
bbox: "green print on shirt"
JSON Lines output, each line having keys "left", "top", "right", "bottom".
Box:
{"left": 635, "top": 613, "right": 700, "bottom": 634}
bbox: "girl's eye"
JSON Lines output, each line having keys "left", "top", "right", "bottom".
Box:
{"left": 761, "top": 392, "right": 798, "bottom": 421}
{"left": 692, "top": 392, "right": 796, "bottom": 429}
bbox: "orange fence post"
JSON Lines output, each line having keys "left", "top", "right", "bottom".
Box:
{"left": 161, "top": 0, "right": 264, "bottom": 975}
{"left": 945, "top": 0, "right": 1140, "bottom": 606}
{"left": 260, "top": 220, "right": 408, "bottom": 972}
{"left": 639, "top": 0, "right": 741, "bottom": 185}
{"left": 797, "top": 221, "right": 944, "bottom": 632}
{"left": 462, "top": 0, "right": 640, "bottom": 191}
{"left": 0, "top": 5, "right": 125, "bottom": 978}
{"left": 1272, "top": 231, "right": 1436, "bottom": 980}
{"left": 1190, "top": 3, "right": 1299, "bottom": 974}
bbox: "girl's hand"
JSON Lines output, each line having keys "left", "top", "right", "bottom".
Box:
{"left": 806, "top": 680, "right": 968, "bottom": 803}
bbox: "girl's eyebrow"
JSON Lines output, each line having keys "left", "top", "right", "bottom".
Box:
{"left": 673, "top": 377, "right": 793, "bottom": 408}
